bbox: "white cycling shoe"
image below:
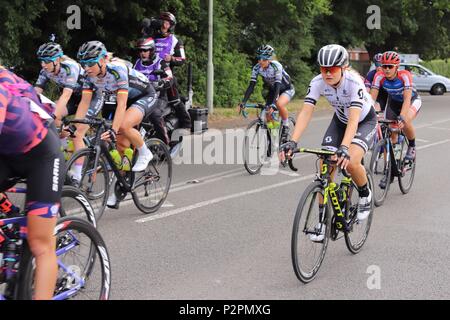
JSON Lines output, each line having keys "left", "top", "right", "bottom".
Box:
{"left": 132, "top": 150, "right": 153, "bottom": 172}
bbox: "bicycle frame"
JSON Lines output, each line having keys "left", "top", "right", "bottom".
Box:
{"left": 316, "top": 161, "right": 351, "bottom": 232}
{"left": 0, "top": 215, "right": 86, "bottom": 300}
{"left": 292, "top": 148, "right": 356, "bottom": 233}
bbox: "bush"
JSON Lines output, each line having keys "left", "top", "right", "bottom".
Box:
{"left": 422, "top": 59, "right": 450, "bottom": 78}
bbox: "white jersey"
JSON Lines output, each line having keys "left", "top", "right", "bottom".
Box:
{"left": 304, "top": 70, "right": 374, "bottom": 123}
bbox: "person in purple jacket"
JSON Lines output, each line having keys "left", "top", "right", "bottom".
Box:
{"left": 142, "top": 12, "right": 191, "bottom": 130}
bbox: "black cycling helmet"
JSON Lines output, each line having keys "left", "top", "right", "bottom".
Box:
{"left": 77, "top": 41, "right": 107, "bottom": 62}
{"left": 36, "top": 42, "right": 63, "bottom": 61}
{"left": 159, "top": 12, "right": 176, "bottom": 33}
{"left": 317, "top": 44, "right": 349, "bottom": 67}
{"left": 136, "top": 37, "right": 156, "bottom": 61}
{"left": 256, "top": 44, "right": 275, "bottom": 60}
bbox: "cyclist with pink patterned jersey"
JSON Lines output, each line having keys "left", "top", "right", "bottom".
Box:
{"left": 0, "top": 66, "right": 64, "bottom": 299}
{"left": 370, "top": 51, "right": 421, "bottom": 161}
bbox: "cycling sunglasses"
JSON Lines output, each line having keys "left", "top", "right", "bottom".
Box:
{"left": 257, "top": 55, "right": 271, "bottom": 61}
{"left": 138, "top": 48, "right": 152, "bottom": 52}
{"left": 80, "top": 58, "right": 101, "bottom": 68}
{"left": 320, "top": 66, "right": 341, "bottom": 74}
{"left": 38, "top": 55, "right": 61, "bottom": 64}
{"left": 381, "top": 64, "right": 396, "bottom": 70}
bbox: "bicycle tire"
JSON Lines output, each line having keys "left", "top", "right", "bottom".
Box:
{"left": 65, "top": 148, "right": 109, "bottom": 221}
{"left": 16, "top": 217, "right": 111, "bottom": 300}
{"left": 132, "top": 138, "right": 172, "bottom": 214}
{"left": 59, "top": 185, "right": 97, "bottom": 227}
{"left": 398, "top": 136, "right": 416, "bottom": 194}
{"left": 369, "top": 139, "right": 391, "bottom": 207}
{"left": 344, "top": 171, "right": 375, "bottom": 254}
{"left": 243, "top": 119, "right": 268, "bottom": 175}
{"left": 291, "top": 181, "right": 331, "bottom": 283}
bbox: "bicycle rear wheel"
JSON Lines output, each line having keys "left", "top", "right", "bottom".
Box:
{"left": 16, "top": 217, "right": 111, "bottom": 300}
{"left": 65, "top": 148, "right": 109, "bottom": 221}
{"left": 398, "top": 136, "right": 416, "bottom": 194}
{"left": 344, "top": 172, "right": 374, "bottom": 254}
{"left": 132, "top": 138, "right": 172, "bottom": 214}
{"left": 291, "top": 181, "right": 331, "bottom": 283}
{"left": 369, "top": 139, "right": 391, "bottom": 207}
{"left": 243, "top": 119, "right": 269, "bottom": 175}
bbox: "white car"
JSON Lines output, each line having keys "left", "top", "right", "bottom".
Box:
{"left": 399, "top": 63, "right": 450, "bottom": 95}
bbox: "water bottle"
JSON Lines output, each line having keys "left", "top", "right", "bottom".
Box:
{"left": 121, "top": 148, "right": 134, "bottom": 171}
{"left": 4, "top": 241, "right": 18, "bottom": 280}
{"left": 109, "top": 149, "right": 122, "bottom": 169}
{"left": 64, "top": 140, "right": 75, "bottom": 161}
{"left": 272, "top": 111, "right": 281, "bottom": 129}
{"left": 393, "top": 141, "right": 402, "bottom": 160}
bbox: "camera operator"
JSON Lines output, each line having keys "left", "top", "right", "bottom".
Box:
{"left": 141, "top": 12, "right": 191, "bottom": 130}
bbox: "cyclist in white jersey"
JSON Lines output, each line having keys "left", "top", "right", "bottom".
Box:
{"left": 280, "top": 44, "right": 376, "bottom": 241}
{"left": 70, "top": 41, "right": 156, "bottom": 185}
{"left": 34, "top": 42, "right": 91, "bottom": 128}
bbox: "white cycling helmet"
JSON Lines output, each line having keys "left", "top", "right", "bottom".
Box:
{"left": 317, "top": 44, "right": 349, "bottom": 67}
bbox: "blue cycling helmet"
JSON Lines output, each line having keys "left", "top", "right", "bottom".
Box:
{"left": 77, "top": 41, "right": 107, "bottom": 62}
{"left": 256, "top": 45, "right": 275, "bottom": 60}
{"left": 37, "top": 42, "right": 63, "bottom": 61}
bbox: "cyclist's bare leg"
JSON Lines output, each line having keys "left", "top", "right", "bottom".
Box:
{"left": 402, "top": 108, "right": 417, "bottom": 141}
{"left": 346, "top": 144, "right": 367, "bottom": 187}
{"left": 276, "top": 94, "right": 290, "bottom": 121}
{"left": 119, "top": 108, "right": 145, "bottom": 149}
{"left": 73, "top": 123, "right": 89, "bottom": 155}
{"left": 27, "top": 215, "right": 57, "bottom": 300}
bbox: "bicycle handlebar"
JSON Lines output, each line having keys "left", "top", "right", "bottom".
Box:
{"left": 281, "top": 147, "right": 351, "bottom": 177}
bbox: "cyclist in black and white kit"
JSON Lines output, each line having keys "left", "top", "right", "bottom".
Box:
{"left": 34, "top": 42, "right": 96, "bottom": 128}
{"left": 240, "top": 45, "right": 295, "bottom": 143}
{"left": 280, "top": 44, "right": 376, "bottom": 241}
{"left": 72, "top": 41, "right": 158, "bottom": 183}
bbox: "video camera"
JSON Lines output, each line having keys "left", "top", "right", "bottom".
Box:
{"left": 141, "top": 17, "right": 163, "bottom": 37}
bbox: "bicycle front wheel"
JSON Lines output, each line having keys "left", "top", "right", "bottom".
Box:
{"left": 344, "top": 171, "right": 375, "bottom": 254}
{"left": 369, "top": 139, "right": 391, "bottom": 207}
{"left": 65, "top": 148, "right": 109, "bottom": 221}
{"left": 398, "top": 136, "right": 416, "bottom": 194}
{"left": 132, "top": 138, "right": 172, "bottom": 214}
{"left": 291, "top": 181, "right": 331, "bottom": 283}
{"left": 243, "top": 119, "right": 269, "bottom": 175}
{"left": 59, "top": 185, "right": 97, "bottom": 226}
{"left": 17, "top": 217, "right": 111, "bottom": 300}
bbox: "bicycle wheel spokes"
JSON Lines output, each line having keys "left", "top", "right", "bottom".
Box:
{"left": 243, "top": 120, "right": 268, "bottom": 175}
{"left": 370, "top": 140, "right": 391, "bottom": 206}
{"left": 17, "top": 217, "right": 111, "bottom": 300}
{"left": 344, "top": 173, "right": 374, "bottom": 254}
{"left": 132, "top": 138, "right": 172, "bottom": 214}
{"left": 54, "top": 229, "right": 104, "bottom": 300}
{"left": 291, "top": 182, "right": 329, "bottom": 283}
{"left": 398, "top": 137, "right": 416, "bottom": 194}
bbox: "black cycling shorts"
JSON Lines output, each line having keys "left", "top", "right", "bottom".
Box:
{"left": 385, "top": 95, "right": 422, "bottom": 120}
{"left": 0, "top": 128, "right": 65, "bottom": 218}
{"left": 321, "top": 108, "right": 377, "bottom": 153}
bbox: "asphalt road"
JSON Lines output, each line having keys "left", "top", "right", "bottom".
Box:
{"left": 97, "top": 94, "right": 450, "bottom": 300}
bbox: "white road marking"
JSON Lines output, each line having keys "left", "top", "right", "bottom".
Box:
{"left": 417, "top": 139, "right": 450, "bottom": 150}
{"left": 428, "top": 126, "right": 450, "bottom": 131}
{"left": 135, "top": 174, "right": 315, "bottom": 223}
